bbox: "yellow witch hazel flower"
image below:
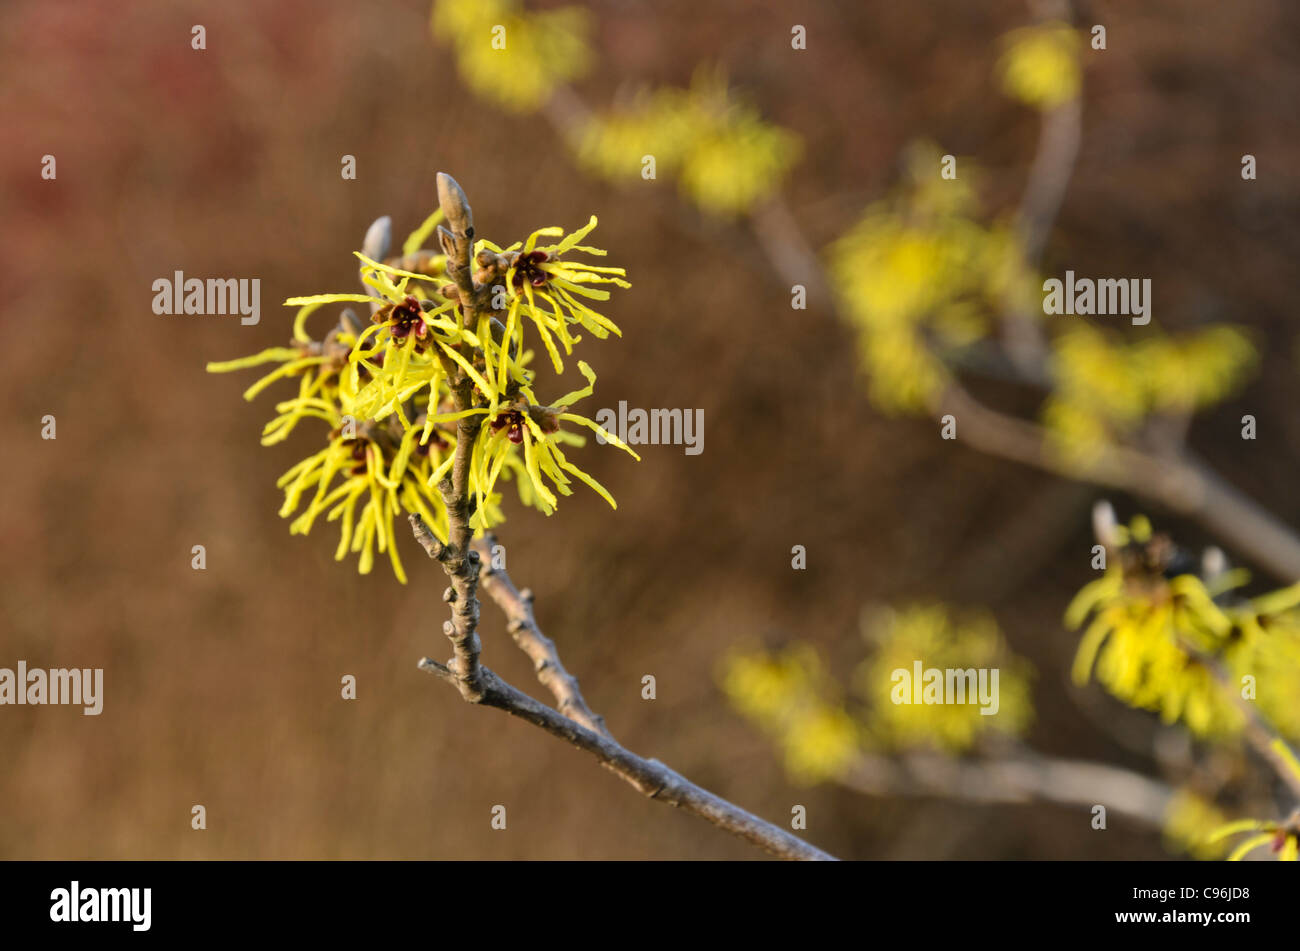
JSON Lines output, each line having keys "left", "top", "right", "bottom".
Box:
{"left": 720, "top": 604, "right": 1035, "bottom": 781}
{"left": 1043, "top": 325, "right": 1255, "bottom": 467}
{"left": 208, "top": 197, "right": 635, "bottom": 583}
{"left": 828, "top": 143, "right": 1033, "bottom": 413}
{"left": 997, "top": 21, "right": 1082, "bottom": 109}
{"left": 857, "top": 604, "right": 1034, "bottom": 753}
{"left": 1067, "top": 514, "right": 1300, "bottom": 740}
{"left": 270, "top": 410, "right": 453, "bottom": 586}
{"left": 719, "top": 644, "right": 862, "bottom": 785}
{"left": 1068, "top": 516, "right": 1243, "bottom": 736}
{"left": 431, "top": 0, "right": 592, "bottom": 114}
{"left": 578, "top": 67, "right": 801, "bottom": 217}
{"left": 427, "top": 358, "right": 641, "bottom": 523}
{"left": 476, "top": 216, "right": 630, "bottom": 375}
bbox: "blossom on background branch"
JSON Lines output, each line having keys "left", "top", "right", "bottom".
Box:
{"left": 723, "top": 503, "right": 1300, "bottom": 860}
{"left": 429, "top": 0, "right": 1300, "bottom": 581}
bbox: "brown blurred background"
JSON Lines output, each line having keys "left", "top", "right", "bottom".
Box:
{"left": 1, "top": 0, "right": 1297, "bottom": 859}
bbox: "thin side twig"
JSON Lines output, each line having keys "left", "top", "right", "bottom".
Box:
{"left": 416, "top": 657, "right": 835, "bottom": 860}
{"left": 471, "top": 533, "right": 609, "bottom": 737}
{"left": 937, "top": 382, "right": 1300, "bottom": 581}
{"left": 1002, "top": 94, "right": 1082, "bottom": 374}
{"left": 842, "top": 746, "right": 1174, "bottom": 829}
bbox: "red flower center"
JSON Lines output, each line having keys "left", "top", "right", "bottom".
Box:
{"left": 490, "top": 410, "right": 527, "bottom": 444}
{"left": 389, "top": 295, "right": 429, "bottom": 346}
{"left": 510, "top": 251, "right": 551, "bottom": 290}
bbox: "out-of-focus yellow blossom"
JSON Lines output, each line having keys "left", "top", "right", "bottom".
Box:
{"left": 1068, "top": 573, "right": 1244, "bottom": 737}
{"left": 576, "top": 88, "right": 695, "bottom": 178}
{"left": 856, "top": 605, "right": 1034, "bottom": 752}
{"left": 832, "top": 141, "right": 1253, "bottom": 434}
{"left": 722, "top": 604, "right": 1034, "bottom": 778}
{"left": 578, "top": 68, "right": 801, "bottom": 217}
{"left": 719, "top": 645, "right": 862, "bottom": 784}
{"left": 1139, "top": 327, "right": 1257, "bottom": 410}
{"left": 1044, "top": 326, "right": 1255, "bottom": 466}
{"left": 997, "top": 21, "right": 1082, "bottom": 109}
{"left": 209, "top": 203, "right": 633, "bottom": 582}
{"left": 1239, "top": 609, "right": 1300, "bottom": 740}
{"left": 828, "top": 144, "right": 1034, "bottom": 412}
{"left": 432, "top": 0, "right": 591, "bottom": 114}
{"left": 673, "top": 70, "right": 801, "bottom": 216}
{"left": 1163, "top": 789, "right": 1231, "bottom": 860}
{"left": 1068, "top": 515, "right": 1300, "bottom": 740}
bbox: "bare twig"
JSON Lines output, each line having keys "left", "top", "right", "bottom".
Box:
{"left": 416, "top": 657, "right": 835, "bottom": 860}
{"left": 1226, "top": 688, "right": 1300, "bottom": 803}
{"left": 937, "top": 383, "right": 1300, "bottom": 581}
{"left": 417, "top": 521, "right": 834, "bottom": 858}
{"left": 749, "top": 197, "right": 832, "bottom": 309}
{"left": 842, "top": 746, "right": 1174, "bottom": 829}
{"left": 998, "top": 1, "right": 1083, "bottom": 371}
{"left": 471, "top": 533, "right": 609, "bottom": 736}
{"left": 1003, "top": 95, "right": 1082, "bottom": 374}
{"left": 411, "top": 513, "right": 484, "bottom": 701}
{"left": 1015, "top": 95, "right": 1082, "bottom": 270}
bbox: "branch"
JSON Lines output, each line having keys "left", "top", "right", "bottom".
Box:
{"left": 841, "top": 745, "right": 1174, "bottom": 829}
{"left": 1221, "top": 677, "right": 1300, "bottom": 803}
{"left": 748, "top": 197, "right": 832, "bottom": 309}
{"left": 405, "top": 172, "right": 491, "bottom": 702}
{"left": 525, "top": 16, "right": 1300, "bottom": 584}
{"left": 471, "top": 533, "right": 609, "bottom": 736}
{"left": 415, "top": 521, "right": 834, "bottom": 858}
{"left": 1002, "top": 93, "right": 1082, "bottom": 374}
{"left": 416, "top": 657, "right": 834, "bottom": 860}
{"left": 411, "top": 512, "right": 484, "bottom": 701}
{"left": 937, "top": 382, "right": 1300, "bottom": 581}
